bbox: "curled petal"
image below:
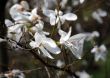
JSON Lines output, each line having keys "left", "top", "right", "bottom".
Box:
{"left": 59, "top": 27, "right": 72, "bottom": 44}
{"left": 63, "top": 13, "right": 77, "bottom": 21}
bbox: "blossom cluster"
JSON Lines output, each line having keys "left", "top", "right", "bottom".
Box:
{"left": 3, "top": 0, "right": 108, "bottom": 78}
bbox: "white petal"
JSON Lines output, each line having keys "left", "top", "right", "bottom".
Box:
{"left": 34, "top": 32, "right": 42, "bottom": 45}
{"left": 43, "top": 38, "right": 61, "bottom": 54}
{"left": 58, "top": 28, "right": 67, "bottom": 37}
{"left": 16, "top": 32, "right": 22, "bottom": 42}
{"left": 66, "top": 33, "right": 87, "bottom": 59}
{"left": 76, "top": 71, "right": 91, "bottom": 78}
{"left": 92, "top": 11, "right": 103, "bottom": 24}
{"left": 50, "top": 16, "right": 56, "bottom": 25}
{"left": 43, "top": 31, "right": 50, "bottom": 35}
{"left": 63, "top": 13, "right": 77, "bottom": 21}
{"left": 8, "top": 24, "right": 23, "bottom": 33}
{"left": 35, "top": 20, "right": 44, "bottom": 30}
{"left": 99, "top": 44, "right": 107, "bottom": 52}
{"left": 97, "top": 9, "right": 107, "bottom": 17}
{"left": 59, "top": 27, "right": 72, "bottom": 44}
{"left": 31, "top": 8, "right": 38, "bottom": 16}
{"left": 5, "top": 19, "right": 14, "bottom": 27}
{"left": 39, "top": 46, "right": 54, "bottom": 59}
{"left": 20, "top": 0, "right": 29, "bottom": 10}
{"left": 91, "top": 46, "right": 98, "bottom": 53}
{"left": 29, "top": 41, "right": 39, "bottom": 48}
{"left": 43, "top": 9, "right": 55, "bottom": 17}
{"left": 91, "top": 31, "right": 100, "bottom": 37}
{"left": 79, "top": 0, "right": 85, "bottom": 4}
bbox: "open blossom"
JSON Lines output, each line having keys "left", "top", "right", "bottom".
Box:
{"left": 91, "top": 44, "right": 107, "bottom": 62}
{"left": 7, "top": 22, "right": 23, "bottom": 42}
{"left": 9, "top": 1, "right": 41, "bottom": 24}
{"left": 5, "top": 19, "right": 30, "bottom": 42}
{"left": 43, "top": 9, "right": 77, "bottom": 26}
{"left": 29, "top": 21, "right": 61, "bottom": 59}
{"left": 58, "top": 27, "right": 87, "bottom": 59}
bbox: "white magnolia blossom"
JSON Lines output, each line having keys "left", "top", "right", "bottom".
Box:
{"left": 76, "top": 71, "right": 91, "bottom": 78}
{"left": 10, "top": 3, "right": 30, "bottom": 23}
{"left": 58, "top": 27, "right": 87, "bottom": 59}
{"left": 5, "top": 69, "right": 25, "bottom": 78}
{"left": 92, "top": 8, "right": 107, "bottom": 24}
{"left": 43, "top": 9, "right": 77, "bottom": 26}
{"left": 29, "top": 21, "right": 61, "bottom": 59}
{"left": 91, "top": 44, "right": 107, "bottom": 62}
{"left": 9, "top": 2, "right": 41, "bottom": 24}
{"left": 7, "top": 22, "right": 23, "bottom": 42}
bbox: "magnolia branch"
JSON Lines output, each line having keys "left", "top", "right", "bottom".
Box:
{"left": 7, "top": 38, "right": 79, "bottom": 78}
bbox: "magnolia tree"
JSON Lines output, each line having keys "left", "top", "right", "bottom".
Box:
{"left": 0, "top": 0, "right": 108, "bottom": 78}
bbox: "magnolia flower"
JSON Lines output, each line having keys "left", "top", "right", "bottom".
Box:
{"left": 76, "top": 71, "right": 91, "bottom": 78}
{"left": 43, "top": 9, "right": 77, "bottom": 26}
{"left": 5, "top": 69, "right": 25, "bottom": 78}
{"left": 91, "top": 44, "right": 107, "bottom": 62}
{"left": 7, "top": 21, "right": 23, "bottom": 42}
{"left": 92, "top": 8, "right": 107, "bottom": 24}
{"left": 8, "top": 25, "right": 23, "bottom": 42}
{"left": 10, "top": 3, "right": 31, "bottom": 23}
{"left": 29, "top": 21, "right": 61, "bottom": 59}
{"left": 10, "top": 3, "right": 41, "bottom": 24}
{"left": 58, "top": 27, "right": 87, "bottom": 59}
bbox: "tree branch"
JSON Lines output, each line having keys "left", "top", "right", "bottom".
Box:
{"left": 7, "top": 38, "right": 79, "bottom": 78}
